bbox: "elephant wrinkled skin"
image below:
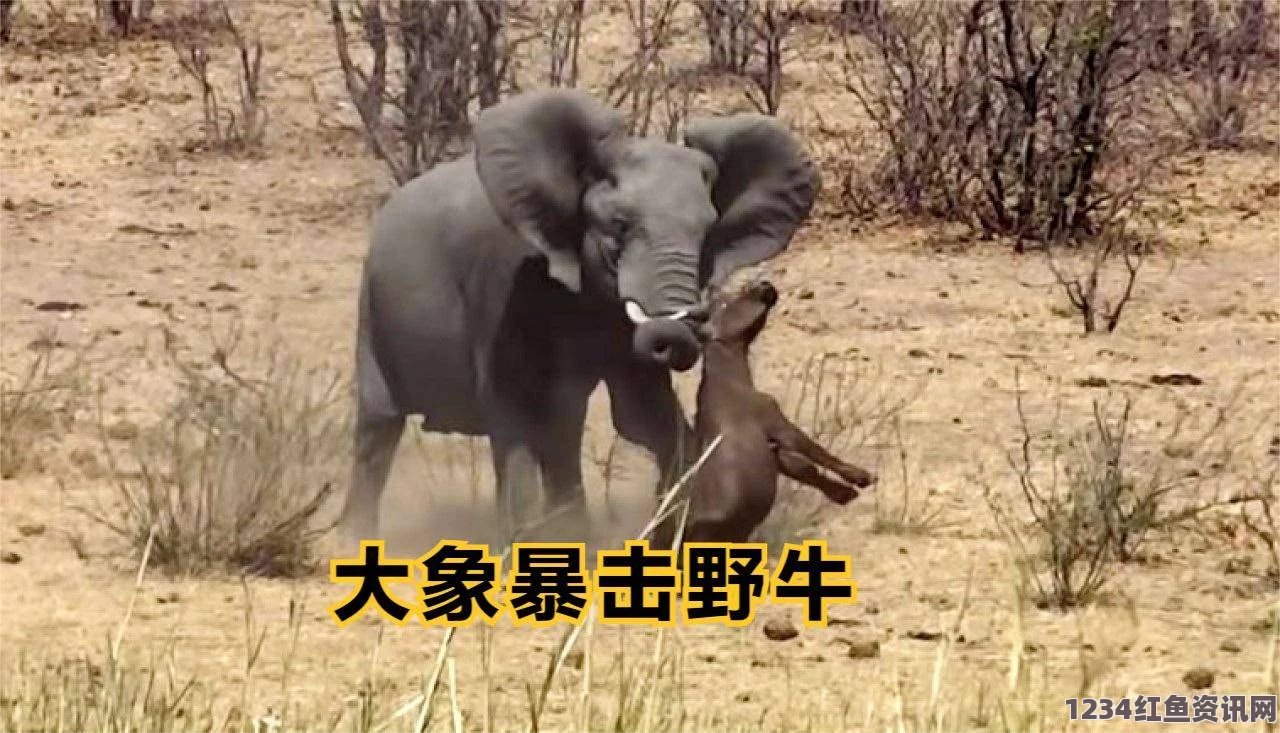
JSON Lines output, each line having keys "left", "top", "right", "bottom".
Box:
{"left": 343, "top": 89, "right": 821, "bottom": 545}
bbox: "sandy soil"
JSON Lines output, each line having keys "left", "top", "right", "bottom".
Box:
{"left": 2, "top": 2, "right": 1278, "bottom": 731}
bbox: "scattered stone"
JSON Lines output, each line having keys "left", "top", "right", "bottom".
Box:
{"left": 1182, "top": 667, "right": 1214, "bottom": 690}
{"left": 845, "top": 640, "right": 880, "bottom": 659}
{"left": 905, "top": 630, "right": 943, "bottom": 642}
{"left": 735, "top": 691, "right": 752, "bottom": 703}
{"left": 105, "top": 420, "right": 139, "bottom": 442}
{"left": 1076, "top": 376, "right": 1109, "bottom": 388}
{"left": 209, "top": 281, "right": 238, "bottom": 292}
{"left": 1151, "top": 373, "right": 1202, "bottom": 386}
{"left": 16, "top": 523, "right": 45, "bottom": 537}
{"left": 796, "top": 287, "right": 815, "bottom": 300}
{"left": 907, "top": 348, "right": 930, "bottom": 359}
{"left": 1, "top": 551, "right": 21, "bottom": 564}
{"left": 68, "top": 447, "right": 100, "bottom": 476}
{"left": 156, "top": 591, "right": 181, "bottom": 604}
{"left": 763, "top": 617, "right": 799, "bottom": 641}
{"left": 1219, "top": 639, "right": 1241, "bottom": 653}
{"left": 1251, "top": 609, "right": 1279, "bottom": 635}
{"left": 1222, "top": 555, "right": 1252, "bottom": 574}
{"left": 35, "top": 300, "right": 85, "bottom": 312}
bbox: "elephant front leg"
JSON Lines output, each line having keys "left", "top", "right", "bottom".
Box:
{"left": 605, "top": 364, "right": 696, "bottom": 547}
{"left": 535, "top": 379, "right": 594, "bottom": 536}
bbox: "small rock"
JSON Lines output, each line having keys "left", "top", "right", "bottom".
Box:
{"left": 845, "top": 640, "right": 880, "bottom": 659}
{"left": 16, "top": 523, "right": 45, "bottom": 537}
{"left": 209, "top": 281, "right": 238, "bottom": 292}
{"left": 105, "top": 420, "right": 139, "bottom": 441}
{"left": 68, "top": 447, "right": 100, "bottom": 475}
{"left": 1076, "top": 376, "right": 1109, "bottom": 388}
{"left": 905, "top": 630, "right": 942, "bottom": 641}
{"left": 565, "top": 648, "right": 584, "bottom": 670}
{"left": 1251, "top": 610, "right": 1279, "bottom": 635}
{"left": 907, "top": 348, "right": 930, "bottom": 359}
{"left": 156, "top": 591, "right": 181, "bottom": 604}
{"left": 734, "top": 692, "right": 752, "bottom": 703}
{"left": 1, "top": 551, "right": 21, "bottom": 564}
{"left": 1182, "top": 667, "right": 1214, "bottom": 690}
{"left": 796, "top": 287, "right": 815, "bottom": 300}
{"left": 1151, "top": 373, "right": 1202, "bottom": 386}
{"left": 763, "top": 618, "right": 799, "bottom": 641}
{"left": 1219, "top": 640, "right": 1241, "bottom": 653}
{"left": 35, "top": 300, "right": 85, "bottom": 312}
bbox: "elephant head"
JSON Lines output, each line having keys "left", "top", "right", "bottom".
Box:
{"left": 473, "top": 89, "right": 820, "bottom": 372}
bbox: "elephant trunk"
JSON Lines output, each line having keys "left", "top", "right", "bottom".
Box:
{"left": 633, "top": 318, "right": 701, "bottom": 372}
{"left": 627, "top": 244, "right": 711, "bottom": 370}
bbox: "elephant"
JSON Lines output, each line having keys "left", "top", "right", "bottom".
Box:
{"left": 342, "top": 88, "right": 821, "bottom": 546}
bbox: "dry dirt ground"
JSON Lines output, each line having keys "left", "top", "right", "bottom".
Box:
{"left": 2, "top": 2, "right": 1279, "bottom": 731}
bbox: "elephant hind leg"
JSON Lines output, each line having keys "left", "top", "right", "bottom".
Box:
{"left": 489, "top": 426, "right": 541, "bottom": 548}
{"left": 343, "top": 415, "right": 403, "bottom": 541}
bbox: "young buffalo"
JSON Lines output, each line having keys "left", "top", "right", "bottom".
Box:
{"left": 685, "top": 280, "right": 877, "bottom": 543}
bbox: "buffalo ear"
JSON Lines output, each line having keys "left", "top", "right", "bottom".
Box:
{"left": 684, "top": 115, "right": 821, "bottom": 287}
{"left": 473, "top": 90, "right": 626, "bottom": 292}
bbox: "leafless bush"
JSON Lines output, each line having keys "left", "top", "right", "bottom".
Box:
{"left": 602, "top": 0, "right": 693, "bottom": 141}
{"left": 872, "top": 415, "right": 949, "bottom": 535}
{"left": 1, "top": 335, "right": 90, "bottom": 479}
{"left": 329, "top": 0, "right": 515, "bottom": 185}
{"left": 985, "top": 372, "right": 1270, "bottom": 609}
{"left": 541, "top": 0, "right": 586, "bottom": 88}
{"left": 692, "top": 0, "right": 807, "bottom": 115}
{"left": 1042, "top": 221, "right": 1147, "bottom": 334}
{"left": 1163, "top": 0, "right": 1275, "bottom": 149}
{"left": 0, "top": 0, "right": 14, "bottom": 43}
{"left": 754, "top": 353, "right": 923, "bottom": 552}
{"left": 171, "top": 3, "right": 268, "bottom": 154}
{"left": 694, "top": 0, "right": 755, "bottom": 73}
{"left": 843, "top": 0, "right": 1166, "bottom": 245}
{"left": 1236, "top": 460, "right": 1279, "bottom": 582}
{"left": 838, "top": 0, "right": 881, "bottom": 30}
{"left": 88, "top": 328, "right": 349, "bottom": 577}
{"left": 94, "top": 0, "right": 152, "bottom": 37}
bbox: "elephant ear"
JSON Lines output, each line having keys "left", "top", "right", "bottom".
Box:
{"left": 473, "top": 89, "right": 626, "bottom": 293}
{"left": 684, "top": 114, "right": 821, "bottom": 287}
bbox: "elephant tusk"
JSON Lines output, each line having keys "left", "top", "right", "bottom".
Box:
{"left": 624, "top": 300, "right": 651, "bottom": 325}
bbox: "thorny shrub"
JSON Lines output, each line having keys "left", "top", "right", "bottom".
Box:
{"left": 985, "top": 371, "right": 1273, "bottom": 609}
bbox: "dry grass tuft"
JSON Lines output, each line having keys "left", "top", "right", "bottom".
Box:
{"left": 1, "top": 333, "right": 91, "bottom": 479}
{"left": 85, "top": 326, "right": 349, "bottom": 577}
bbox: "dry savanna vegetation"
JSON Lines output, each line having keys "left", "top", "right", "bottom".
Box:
{"left": 1, "top": 0, "right": 1278, "bottom": 731}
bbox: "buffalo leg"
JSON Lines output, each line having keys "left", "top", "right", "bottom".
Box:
{"left": 776, "top": 447, "right": 861, "bottom": 505}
